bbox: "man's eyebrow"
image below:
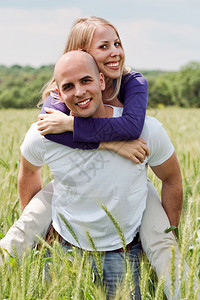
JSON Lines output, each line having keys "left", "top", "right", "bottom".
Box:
{"left": 81, "top": 75, "right": 93, "bottom": 80}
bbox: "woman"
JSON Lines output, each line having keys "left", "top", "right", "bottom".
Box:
{"left": 37, "top": 16, "right": 148, "bottom": 157}
{"left": 1, "top": 17, "right": 188, "bottom": 299}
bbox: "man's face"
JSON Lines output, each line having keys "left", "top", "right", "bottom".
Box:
{"left": 57, "top": 54, "right": 105, "bottom": 118}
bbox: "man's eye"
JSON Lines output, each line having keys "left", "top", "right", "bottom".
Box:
{"left": 82, "top": 79, "right": 90, "bottom": 84}
{"left": 63, "top": 84, "right": 72, "bottom": 90}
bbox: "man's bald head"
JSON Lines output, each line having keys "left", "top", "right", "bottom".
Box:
{"left": 53, "top": 50, "right": 105, "bottom": 118}
{"left": 54, "top": 50, "right": 100, "bottom": 88}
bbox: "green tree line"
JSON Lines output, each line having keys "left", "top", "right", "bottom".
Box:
{"left": 0, "top": 64, "right": 54, "bottom": 109}
{"left": 0, "top": 61, "right": 200, "bottom": 109}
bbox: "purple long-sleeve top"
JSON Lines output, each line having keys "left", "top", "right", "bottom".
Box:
{"left": 41, "top": 71, "right": 148, "bottom": 149}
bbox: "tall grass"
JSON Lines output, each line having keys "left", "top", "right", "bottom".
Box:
{"left": 0, "top": 107, "right": 200, "bottom": 299}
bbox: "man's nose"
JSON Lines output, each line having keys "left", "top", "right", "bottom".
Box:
{"left": 74, "top": 85, "right": 86, "bottom": 97}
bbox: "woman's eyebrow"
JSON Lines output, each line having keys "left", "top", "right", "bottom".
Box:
{"left": 99, "top": 38, "right": 119, "bottom": 43}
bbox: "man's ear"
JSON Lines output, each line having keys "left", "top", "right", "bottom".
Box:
{"left": 56, "top": 88, "right": 64, "bottom": 102}
{"left": 99, "top": 73, "right": 106, "bottom": 91}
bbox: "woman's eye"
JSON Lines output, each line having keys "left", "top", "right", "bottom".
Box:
{"left": 115, "top": 42, "right": 121, "bottom": 47}
{"left": 99, "top": 44, "right": 107, "bottom": 49}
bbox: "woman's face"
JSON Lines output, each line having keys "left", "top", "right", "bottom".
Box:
{"left": 89, "top": 24, "right": 125, "bottom": 80}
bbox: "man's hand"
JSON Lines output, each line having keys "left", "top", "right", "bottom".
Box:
{"left": 18, "top": 155, "right": 42, "bottom": 210}
{"left": 151, "top": 152, "right": 183, "bottom": 228}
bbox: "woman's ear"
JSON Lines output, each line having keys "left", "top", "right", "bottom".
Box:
{"left": 56, "top": 88, "right": 64, "bottom": 102}
{"left": 56, "top": 88, "right": 61, "bottom": 97}
{"left": 99, "top": 73, "right": 106, "bottom": 91}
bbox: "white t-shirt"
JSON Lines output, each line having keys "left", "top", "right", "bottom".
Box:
{"left": 21, "top": 107, "right": 174, "bottom": 251}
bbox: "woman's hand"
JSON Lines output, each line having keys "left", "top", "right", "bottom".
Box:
{"left": 37, "top": 107, "right": 74, "bottom": 135}
{"left": 98, "top": 138, "right": 149, "bottom": 164}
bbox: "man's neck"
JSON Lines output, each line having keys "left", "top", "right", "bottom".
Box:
{"left": 92, "top": 96, "right": 123, "bottom": 118}
{"left": 92, "top": 103, "right": 114, "bottom": 118}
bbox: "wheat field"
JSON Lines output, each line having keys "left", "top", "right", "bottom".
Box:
{"left": 0, "top": 107, "right": 199, "bottom": 299}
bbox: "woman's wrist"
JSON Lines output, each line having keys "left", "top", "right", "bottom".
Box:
{"left": 98, "top": 141, "right": 114, "bottom": 150}
{"left": 66, "top": 116, "right": 74, "bottom": 132}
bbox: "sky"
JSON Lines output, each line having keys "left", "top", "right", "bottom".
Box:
{"left": 0, "top": 0, "right": 200, "bottom": 71}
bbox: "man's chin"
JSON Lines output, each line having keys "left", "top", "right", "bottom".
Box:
{"left": 71, "top": 111, "right": 93, "bottom": 118}
{"left": 80, "top": 113, "right": 94, "bottom": 118}
{"left": 77, "top": 108, "right": 95, "bottom": 118}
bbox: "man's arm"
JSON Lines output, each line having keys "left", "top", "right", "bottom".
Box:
{"left": 151, "top": 152, "right": 183, "bottom": 227}
{"left": 18, "top": 154, "right": 42, "bottom": 211}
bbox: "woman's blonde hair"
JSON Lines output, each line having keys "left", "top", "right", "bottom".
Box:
{"left": 42, "top": 16, "right": 128, "bottom": 102}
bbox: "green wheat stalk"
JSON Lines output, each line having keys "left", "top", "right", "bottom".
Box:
{"left": 154, "top": 276, "right": 165, "bottom": 300}
{"left": 35, "top": 245, "right": 46, "bottom": 298}
{"left": 170, "top": 245, "right": 176, "bottom": 297}
{"left": 101, "top": 204, "right": 126, "bottom": 251}
{"left": 140, "top": 257, "right": 152, "bottom": 300}
{"left": 20, "top": 253, "right": 28, "bottom": 300}
{"left": 26, "top": 251, "right": 38, "bottom": 300}
{"left": 59, "top": 213, "right": 81, "bottom": 247}
{"left": 186, "top": 244, "right": 198, "bottom": 300}
{"left": 179, "top": 202, "right": 191, "bottom": 284}
{"left": 35, "top": 234, "right": 52, "bottom": 251}
{"left": 125, "top": 257, "right": 135, "bottom": 299}
{"left": 85, "top": 230, "right": 103, "bottom": 281}
{"left": 73, "top": 250, "right": 86, "bottom": 300}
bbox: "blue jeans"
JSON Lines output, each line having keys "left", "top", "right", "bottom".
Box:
{"left": 62, "top": 241, "right": 142, "bottom": 299}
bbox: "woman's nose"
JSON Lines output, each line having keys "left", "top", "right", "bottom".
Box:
{"left": 110, "top": 46, "right": 120, "bottom": 57}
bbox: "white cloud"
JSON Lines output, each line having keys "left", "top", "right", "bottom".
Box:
{"left": 0, "top": 7, "right": 83, "bottom": 66}
{"left": 114, "top": 19, "right": 200, "bottom": 70}
{"left": 0, "top": 7, "right": 199, "bottom": 70}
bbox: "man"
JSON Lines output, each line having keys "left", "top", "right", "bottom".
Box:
{"left": 16, "top": 50, "right": 182, "bottom": 299}
{"left": 4, "top": 50, "right": 198, "bottom": 299}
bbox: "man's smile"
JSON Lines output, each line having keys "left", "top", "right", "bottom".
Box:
{"left": 76, "top": 98, "right": 92, "bottom": 107}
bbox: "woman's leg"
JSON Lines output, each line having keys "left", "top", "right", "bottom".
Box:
{"left": 140, "top": 179, "right": 200, "bottom": 299}
{"left": 0, "top": 181, "right": 53, "bottom": 264}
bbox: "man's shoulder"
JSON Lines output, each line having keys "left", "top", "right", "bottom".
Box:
{"left": 21, "top": 122, "right": 43, "bottom": 150}
{"left": 21, "top": 122, "right": 46, "bottom": 167}
{"left": 28, "top": 122, "right": 39, "bottom": 132}
{"left": 142, "top": 116, "right": 162, "bottom": 138}
{"left": 24, "top": 122, "right": 42, "bottom": 141}
{"left": 142, "top": 116, "right": 174, "bottom": 166}
{"left": 144, "top": 115, "right": 161, "bottom": 126}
